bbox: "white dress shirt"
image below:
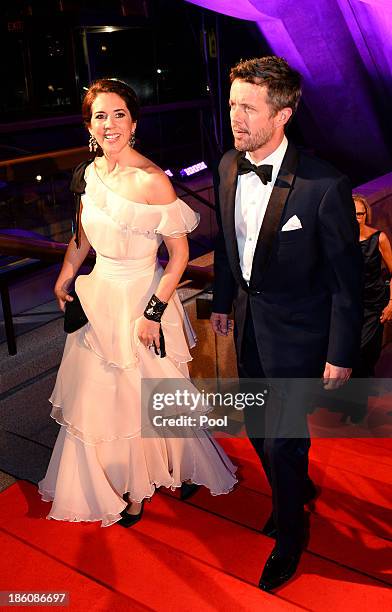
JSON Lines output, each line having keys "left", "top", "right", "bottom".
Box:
{"left": 235, "top": 135, "right": 288, "bottom": 282}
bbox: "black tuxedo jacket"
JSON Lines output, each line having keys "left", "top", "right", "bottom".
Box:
{"left": 212, "top": 142, "right": 363, "bottom": 377}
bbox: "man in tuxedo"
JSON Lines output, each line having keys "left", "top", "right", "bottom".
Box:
{"left": 211, "top": 56, "right": 362, "bottom": 591}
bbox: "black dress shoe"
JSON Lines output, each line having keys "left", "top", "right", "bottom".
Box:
{"left": 180, "top": 482, "right": 200, "bottom": 500}
{"left": 118, "top": 500, "right": 144, "bottom": 528}
{"left": 258, "top": 547, "right": 302, "bottom": 592}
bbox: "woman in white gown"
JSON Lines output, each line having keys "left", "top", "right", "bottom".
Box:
{"left": 38, "top": 78, "right": 237, "bottom": 527}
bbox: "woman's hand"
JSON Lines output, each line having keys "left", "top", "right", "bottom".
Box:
{"left": 380, "top": 301, "right": 392, "bottom": 324}
{"left": 54, "top": 283, "right": 74, "bottom": 312}
{"left": 137, "top": 316, "right": 161, "bottom": 349}
{"left": 53, "top": 228, "right": 91, "bottom": 312}
{"left": 379, "top": 232, "right": 392, "bottom": 324}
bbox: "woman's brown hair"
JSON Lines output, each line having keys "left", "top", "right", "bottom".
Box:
{"left": 82, "top": 78, "right": 140, "bottom": 126}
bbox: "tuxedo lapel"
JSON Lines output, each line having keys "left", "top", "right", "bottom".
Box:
{"left": 219, "top": 149, "right": 248, "bottom": 290}
{"left": 249, "top": 142, "right": 299, "bottom": 288}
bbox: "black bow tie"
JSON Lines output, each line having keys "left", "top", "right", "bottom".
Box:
{"left": 237, "top": 157, "right": 273, "bottom": 185}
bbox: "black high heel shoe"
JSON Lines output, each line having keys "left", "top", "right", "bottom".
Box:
{"left": 118, "top": 498, "right": 144, "bottom": 528}
{"left": 180, "top": 482, "right": 200, "bottom": 501}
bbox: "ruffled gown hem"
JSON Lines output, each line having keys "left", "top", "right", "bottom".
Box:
{"left": 49, "top": 402, "right": 215, "bottom": 445}
{"left": 38, "top": 475, "right": 238, "bottom": 528}
{"left": 80, "top": 331, "right": 193, "bottom": 371}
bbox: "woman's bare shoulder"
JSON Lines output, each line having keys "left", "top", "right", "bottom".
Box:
{"left": 137, "top": 161, "right": 177, "bottom": 205}
{"left": 379, "top": 231, "right": 391, "bottom": 246}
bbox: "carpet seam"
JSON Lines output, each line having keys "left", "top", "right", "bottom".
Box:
{"left": 166, "top": 495, "right": 392, "bottom": 588}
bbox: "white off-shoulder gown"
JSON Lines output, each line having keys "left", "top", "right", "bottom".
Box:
{"left": 38, "top": 163, "right": 237, "bottom": 526}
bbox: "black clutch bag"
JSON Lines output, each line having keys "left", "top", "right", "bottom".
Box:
{"left": 64, "top": 290, "right": 88, "bottom": 333}
{"left": 152, "top": 325, "right": 166, "bottom": 358}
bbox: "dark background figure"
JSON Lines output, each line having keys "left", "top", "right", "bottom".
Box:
{"left": 211, "top": 56, "right": 363, "bottom": 592}
{"left": 328, "top": 194, "right": 392, "bottom": 425}
{"left": 353, "top": 194, "right": 392, "bottom": 377}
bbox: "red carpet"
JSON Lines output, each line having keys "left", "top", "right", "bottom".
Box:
{"left": 0, "top": 437, "right": 391, "bottom": 611}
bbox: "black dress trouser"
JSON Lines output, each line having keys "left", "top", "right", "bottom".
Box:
{"left": 237, "top": 308, "right": 311, "bottom": 556}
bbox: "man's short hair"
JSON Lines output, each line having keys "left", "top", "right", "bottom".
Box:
{"left": 230, "top": 56, "right": 302, "bottom": 117}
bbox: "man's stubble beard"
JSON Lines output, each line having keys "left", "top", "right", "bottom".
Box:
{"left": 233, "top": 125, "right": 274, "bottom": 153}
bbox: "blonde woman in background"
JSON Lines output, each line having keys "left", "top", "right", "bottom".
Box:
{"left": 353, "top": 193, "right": 392, "bottom": 378}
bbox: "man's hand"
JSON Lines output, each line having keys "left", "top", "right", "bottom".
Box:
{"left": 210, "top": 312, "right": 234, "bottom": 336}
{"left": 322, "top": 362, "right": 352, "bottom": 390}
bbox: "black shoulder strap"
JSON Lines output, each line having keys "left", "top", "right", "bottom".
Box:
{"left": 70, "top": 159, "right": 93, "bottom": 194}
{"left": 70, "top": 159, "right": 93, "bottom": 248}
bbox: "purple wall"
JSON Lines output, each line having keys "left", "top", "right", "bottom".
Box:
{"left": 187, "top": 0, "right": 392, "bottom": 180}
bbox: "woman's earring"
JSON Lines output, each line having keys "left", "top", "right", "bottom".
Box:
{"left": 129, "top": 132, "right": 136, "bottom": 148}
{"left": 89, "top": 135, "right": 98, "bottom": 152}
